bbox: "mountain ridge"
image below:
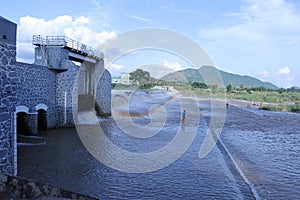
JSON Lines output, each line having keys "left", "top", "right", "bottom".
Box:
{"left": 160, "top": 66, "right": 278, "bottom": 90}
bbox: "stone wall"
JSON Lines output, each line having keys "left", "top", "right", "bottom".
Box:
{"left": 34, "top": 46, "right": 69, "bottom": 69}
{"left": 56, "top": 59, "right": 79, "bottom": 127}
{"left": 0, "top": 17, "right": 112, "bottom": 176}
{"left": 0, "top": 40, "right": 17, "bottom": 174}
{"left": 15, "top": 62, "right": 57, "bottom": 128}
{"left": 95, "top": 69, "right": 111, "bottom": 116}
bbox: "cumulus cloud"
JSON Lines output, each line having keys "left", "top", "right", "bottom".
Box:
{"left": 107, "top": 63, "right": 126, "bottom": 77}
{"left": 256, "top": 66, "right": 294, "bottom": 88}
{"left": 109, "top": 64, "right": 124, "bottom": 70}
{"left": 277, "top": 66, "right": 290, "bottom": 75}
{"left": 259, "top": 70, "right": 269, "bottom": 76}
{"left": 108, "top": 59, "right": 185, "bottom": 79}
{"left": 199, "top": 0, "right": 300, "bottom": 87}
{"left": 17, "top": 15, "right": 116, "bottom": 63}
{"left": 161, "top": 60, "right": 184, "bottom": 71}
{"left": 138, "top": 60, "right": 184, "bottom": 79}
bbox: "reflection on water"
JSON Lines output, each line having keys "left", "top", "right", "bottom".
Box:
{"left": 18, "top": 90, "right": 299, "bottom": 199}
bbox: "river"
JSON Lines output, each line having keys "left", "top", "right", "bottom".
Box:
{"left": 18, "top": 90, "right": 300, "bottom": 199}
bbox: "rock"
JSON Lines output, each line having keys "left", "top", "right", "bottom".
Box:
{"left": 0, "top": 113, "right": 10, "bottom": 122}
{"left": 0, "top": 106, "right": 8, "bottom": 113}
{"left": 0, "top": 149, "right": 8, "bottom": 159}
{"left": 50, "top": 187, "right": 60, "bottom": 197}
{"left": 0, "top": 174, "right": 7, "bottom": 183}
{"left": 0, "top": 185, "right": 5, "bottom": 192}
{"left": 33, "top": 186, "right": 42, "bottom": 198}
{"left": 1, "top": 56, "right": 8, "bottom": 65}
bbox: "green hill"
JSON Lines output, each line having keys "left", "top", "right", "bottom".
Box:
{"left": 160, "top": 66, "right": 278, "bottom": 90}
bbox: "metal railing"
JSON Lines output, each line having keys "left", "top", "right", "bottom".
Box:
{"left": 32, "top": 35, "right": 103, "bottom": 59}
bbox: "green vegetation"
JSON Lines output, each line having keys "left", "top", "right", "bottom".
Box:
{"left": 227, "top": 90, "right": 300, "bottom": 103}
{"left": 161, "top": 66, "right": 278, "bottom": 90}
{"left": 260, "top": 103, "right": 300, "bottom": 113}
{"left": 112, "top": 69, "right": 164, "bottom": 90}
{"left": 112, "top": 68, "right": 300, "bottom": 113}
{"left": 129, "top": 69, "right": 150, "bottom": 85}
{"left": 170, "top": 82, "right": 300, "bottom": 113}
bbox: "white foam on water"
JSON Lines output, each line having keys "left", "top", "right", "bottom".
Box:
{"left": 77, "top": 111, "right": 99, "bottom": 125}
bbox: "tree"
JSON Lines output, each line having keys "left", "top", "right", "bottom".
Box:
{"left": 240, "top": 84, "right": 245, "bottom": 91}
{"left": 258, "top": 86, "right": 266, "bottom": 92}
{"left": 226, "top": 84, "right": 233, "bottom": 92}
{"left": 129, "top": 69, "right": 150, "bottom": 85}
{"left": 211, "top": 85, "right": 218, "bottom": 93}
{"left": 191, "top": 82, "right": 208, "bottom": 89}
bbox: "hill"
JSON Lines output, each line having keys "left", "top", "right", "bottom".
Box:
{"left": 160, "top": 66, "right": 278, "bottom": 90}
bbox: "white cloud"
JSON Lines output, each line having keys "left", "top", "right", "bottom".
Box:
{"left": 108, "top": 64, "right": 124, "bottom": 70}
{"left": 109, "top": 64, "right": 124, "bottom": 70}
{"left": 199, "top": 0, "right": 300, "bottom": 87}
{"left": 17, "top": 15, "right": 116, "bottom": 63}
{"left": 259, "top": 70, "right": 269, "bottom": 76}
{"left": 256, "top": 67, "right": 294, "bottom": 88}
{"left": 162, "top": 60, "right": 184, "bottom": 71}
{"left": 108, "top": 59, "right": 185, "bottom": 79}
{"left": 127, "top": 15, "right": 152, "bottom": 23}
{"left": 277, "top": 66, "right": 290, "bottom": 75}
{"left": 137, "top": 60, "right": 184, "bottom": 79}
{"left": 107, "top": 64, "right": 126, "bottom": 77}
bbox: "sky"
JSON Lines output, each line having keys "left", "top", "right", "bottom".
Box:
{"left": 2, "top": 0, "right": 300, "bottom": 88}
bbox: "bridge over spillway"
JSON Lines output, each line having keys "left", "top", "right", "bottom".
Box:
{"left": 32, "top": 35, "right": 103, "bottom": 64}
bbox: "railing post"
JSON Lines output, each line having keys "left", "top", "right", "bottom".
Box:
{"left": 32, "top": 35, "right": 102, "bottom": 59}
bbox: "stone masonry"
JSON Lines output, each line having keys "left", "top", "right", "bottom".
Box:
{"left": 0, "top": 16, "right": 18, "bottom": 175}
{"left": 0, "top": 16, "right": 112, "bottom": 175}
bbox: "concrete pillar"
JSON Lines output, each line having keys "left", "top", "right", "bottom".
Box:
{"left": 95, "top": 69, "right": 112, "bottom": 116}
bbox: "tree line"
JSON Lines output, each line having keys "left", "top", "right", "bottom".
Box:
{"left": 113, "top": 68, "right": 300, "bottom": 93}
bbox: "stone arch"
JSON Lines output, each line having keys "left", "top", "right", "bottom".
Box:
{"left": 35, "top": 104, "right": 48, "bottom": 111}
{"left": 15, "top": 106, "right": 37, "bottom": 136}
{"left": 15, "top": 105, "right": 30, "bottom": 135}
{"left": 35, "top": 104, "right": 48, "bottom": 131}
{"left": 16, "top": 106, "right": 30, "bottom": 114}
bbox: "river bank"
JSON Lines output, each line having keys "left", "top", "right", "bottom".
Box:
{"left": 176, "top": 88, "right": 300, "bottom": 113}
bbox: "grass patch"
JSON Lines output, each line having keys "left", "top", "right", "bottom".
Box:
{"left": 228, "top": 91, "right": 300, "bottom": 103}
{"left": 260, "top": 103, "right": 300, "bottom": 113}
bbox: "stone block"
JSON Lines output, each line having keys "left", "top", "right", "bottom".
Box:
{"left": 0, "top": 106, "right": 8, "bottom": 113}
{"left": 0, "top": 113, "right": 9, "bottom": 122}
{"left": 1, "top": 56, "right": 8, "bottom": 65}
{"left": 0, "top": 174, "right": 7, "bottom": 183}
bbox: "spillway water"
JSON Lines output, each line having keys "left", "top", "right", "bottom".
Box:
{"left": 18, "top": 90, "right": 299, "bottom": 199}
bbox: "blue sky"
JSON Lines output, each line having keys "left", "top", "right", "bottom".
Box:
{"left": 2, "top": 0, "right": 300, "bottom": 87}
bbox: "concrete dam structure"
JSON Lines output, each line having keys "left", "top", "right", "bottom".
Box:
{"left": 0, "top": 16, "right": 111, "bottom": 175}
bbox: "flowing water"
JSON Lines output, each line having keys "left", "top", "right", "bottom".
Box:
{"left": 18, "top": 90, "right": 300, "bottom": 199}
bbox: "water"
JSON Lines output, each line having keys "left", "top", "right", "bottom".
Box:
{"left": 18, "top": 90, "right": 299, "bottom": 199}
{"left": 221, "top": 104, "right": 300, "bottom": 200}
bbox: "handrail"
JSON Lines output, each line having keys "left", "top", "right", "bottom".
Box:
{"left": 32, "top": 35, "right": 103, "bottom": 59}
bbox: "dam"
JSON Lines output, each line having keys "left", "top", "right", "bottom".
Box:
{"left": 0, "top": 16, "right": 111, "bottom": 176}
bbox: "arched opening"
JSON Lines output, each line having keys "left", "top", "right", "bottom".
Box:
{"left": 37, "top": 109, "right": 47, "bottom": 131}
{"left": 15, "top": 106, "right": 38, "bottom": 139}
{"left": 17, "top": 112, "right": 30, "bottom": 136}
